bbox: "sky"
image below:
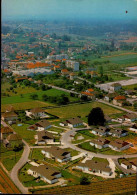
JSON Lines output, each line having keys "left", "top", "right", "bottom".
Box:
{"left": 2, "top": 0, "right": 137, "bottom": 21}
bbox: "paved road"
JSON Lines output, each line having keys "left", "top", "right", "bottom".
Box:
{"left": 44, "top": 83, "right": 80, "bottom": 95}
{"left": 10, "top": 140, "right": 30, "bottom": 194}
{"left": 98, "top": 99, "right": 137, "bottom": 115}
{"left": 61, "top": 128, "right": 137, "bottom": 160}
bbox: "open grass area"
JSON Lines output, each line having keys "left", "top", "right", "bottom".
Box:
{"left": 92, "top": 157, "right": 109, "bottom": 164}
{"left": 123, "top": 84, "right": 137, "bottom": 90}
{"left": 29, "top": 149, "right": 44, "bottom": 161}
{"left": 78, "top": 141, "right": 123, "bottom": 155}
{"left": 12, "top": 124, "right": 36, "bottom": 145}
{"left": 1, "top": 145, "right": 23, "bottom": 171}
{"left": 19, "top": 163, "right": 47, "bottom": 187}
{"left": 1, "top": 88, "right": 79, "bottom": 105}
{"left": 1, "top": 101, "right": 54, "bottom": 112}
{"left": 102, "top": 53, "right": 137, "bottom": 65}
{"left": 46, "top": 102, "right": 122, "bottom": 119}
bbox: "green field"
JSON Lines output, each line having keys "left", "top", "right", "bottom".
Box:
{"left": 108, "top": 54, "right": 137, "bottom": 64}
{"left": 1, "top": 145, "right": 23, "bottom": 171}
{"left": 46, "top": 102, "right": 122, "bottom": 119}
{"left": 1, "top": 88, "right": 78, "bottom": 105}
{"left": 12, "top": 124, "right": 36, "bottom": 145}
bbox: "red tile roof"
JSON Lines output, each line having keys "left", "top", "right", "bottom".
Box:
{"left": 114, "top": 96, "right": 126, "bottom": 100}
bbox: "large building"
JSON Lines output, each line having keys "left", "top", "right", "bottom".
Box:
{"left": 47, "top": 54, "right": 68, "bottom": 60}
{"left": 65, "top": 60, "right": 79, "bottom": 71}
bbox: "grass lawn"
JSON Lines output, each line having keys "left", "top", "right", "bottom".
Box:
{"left": 123, "top": 84, "right": 137, "bottom": 90}
{"left": 102, "top": 53, "right": 137, "bottom": 65}
{"left": 29, "top": 149, "right": 44, "bottom": 161}
{"left": 1, "top": 88, "right": 79, "bottom": 105}
{"left": 19, "top": 163, "right": 47, "bottom": 187}
{"left": 46, "top": 102, "right": 122, "bottom": 119}
{"left": 12, "top": 124, "right": 36, "bottom": 145}
{"left": 1, "top": 101, "right": 54, "bottom": 112}
{"left": 1, "top": 145, "right": 23, "bottom": 171}
{"left": 61, "top": 170, "right": 80, "bottom": 185}
{"left": 78, "top": 141, "right": 123, "bottom": 155}
{"left": 92, "top": 157, "right": 109, "bottom": 164}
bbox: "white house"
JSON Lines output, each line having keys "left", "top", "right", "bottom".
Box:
{"left": 27, "top": 165, "right": 61, "bottom": 184}
{"left": 109, "top": 140, "right": 132, "bottom": 151}
{"left": 41, "top": 146, "right": 71, "bottom": 163}
{"left": 90, "top": 138, "right": 110, "bottom": 149}
{"left": 76, "top": 160, "right": 112, "bottom": 176}
{"left": 123, "top": 113, "right": 137, "bottom": 122}
{"left": 26, "top": 107, "right": 47, "bottom": 119}
{"left": 66, "top": 117, "right": 83, "bottom": 128}
{"left": 28, "top": 120, "right": 52, "bottom": 131}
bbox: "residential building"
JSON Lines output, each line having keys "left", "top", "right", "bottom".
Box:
{"left": 26, "top": 107, "right": 46, "bottom": 119}
{"left": 76, "top": 160, "right": 112, "bottom": 176}
{"left": 90, "top": 138, "right": 110, "bottom": 149}
{"left": 109, "top": 140, "right": 132, "bottom": 151}
{"left": 1, "top": 127, "right": 13, "bottom": 140}
{"left": 113, "top": 95, "right": 126, "bottom": 106}
{"left": 2, "top": 111, "right": 18, "bottom": 123}
{"left": 91, "top": 126, "right": 110, "bottom": 136}
{"left": 123, "top": 113, "right": 137, "bottom": 122}
{"left": 109, "top": 83, "right": 122, "bottom": 92}
{"left": 28, "top": 120, "right": 52, "bottom": 131}
{"left": 3, "top": 133, "right": 22, "bottom": 148}
{"left": 120, "top": 158, "right": 137, "bottom": 171}
{"left": 27, "top": 165, "right": 61, "bottom": 184}
{"left": 109, "top": 128, "right": 128, "bottom": 138}
{"left": 41, "top": 146, "right": 71, "bottom": 163}
{"left": 66, "top": 117, "right": 83, "bottom": 128}
{"left": 35, "top": 130, "right": 54, "bottom": 145}
{"left": 66, "top": 60, "right": 79, "bottom": 71}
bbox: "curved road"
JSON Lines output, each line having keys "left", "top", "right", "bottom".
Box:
{"left": 10, "top": 140, "right": 30, "bottom": 194}
{"left": 61, "top": 128, "right": 137, "bottom": 160}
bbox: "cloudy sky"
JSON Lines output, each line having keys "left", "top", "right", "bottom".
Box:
{"left": 2, "top": 0, "right": 137, "bottom": 21}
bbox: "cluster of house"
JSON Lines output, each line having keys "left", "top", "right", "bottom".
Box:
{"left": 90, "top": 137, "right": 132, "bottom": 152}
{"left": 59, "top": 117, "right": 83, "bottom": 128}
{"left": 117, "top": 113, "right": 137, "bottom": 123}
{"left": 74, "top": 159, "right": 112, "bottom": 176}
{"left": 27, "top": 146, "right": 72, "bottom": 184}
{"left": 91, "top": 126, "right": 128, "bottom": 138}
{"left": 120, "top": 158, "right": 137, "bottom": 171}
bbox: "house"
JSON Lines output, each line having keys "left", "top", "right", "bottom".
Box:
{"left": 81, "top": 92, "right": 95, "bottom": 100}
{"left": 26, "top": 107, "right": 46, "bottom": 118}
{"left": 117, "top": 116, "right": 125, "bottom": 123}
{"left": 109, "top": 128, "right": 128, "bottom": 138}
{"left": 109, "top": 140, "right": 132, "bottom": 151}
{"left": 69, "top": 72, "right": 77, "bottom": 80}
{"left": 120, "top": 158, "right": 137, "bottom": 171}
{"left": 120, "top": 159, "right": 132, "bottom": 169}
{"left": 90, "top": 138, "right": 110, "bottom": 149}
{"left": 28, "top": 120, "right": 52, "bottom": 131}
{"left": 2, "top": 111, "right": 18, "bottom": 123}
{"left": 129, "top": 123, "right": 137, "bottom": 133}
{"left": 41, "top": 146, "right": 71, "bottom": 163}
{"left": 76, "top": 160, "right": 112, "bottom": 176}
{"left": 66, "top": 117, "right": 83, "bottom": 128}
{"left": 27, "top": 165, "right": 61, "bottom": 184}
{"left": 92, "top": 126, "right": 110, "bottom": 136}
{"left": 66, "top": 60, "right": 79, "bottom": 71}
{"left": 61, "top": 69, "right": 70, "bottom": 76}
{"left": 125, "top": 90, "right": 135, "bottom": 96}
{"left": 113, "top": 96, "right": 126, "bottom": 106}
{"left": 123, "top": 113, "right": 137, "bottom": 122}
{"left": 110, "top": 83, "right": 122, "bottom": 92}
{"left": 130, "top": 159, "right": 137, "bottom": 171}
{"left": 86, "top": 88, "right": 94, "bottom": 93}
{"left": 3, "top": 133, "right": 22, "bottom": 148}
{"left": 35, "top": 131, "right": 54, "bottom": 145}
{"left": 59, "top": 121, "right": 68, "bottom": 127}
{"left": 1, "top": 127, "right": 13, "bottom": 140}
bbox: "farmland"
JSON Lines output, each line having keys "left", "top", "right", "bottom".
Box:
{"left": 0, "top": 166, "right": 21, "bottom": 194}
{"left": 33, "top": 176, "right": 136, "bottom": 194}
{"left": 46, "top": 102, "right": 122, "bottom": 119}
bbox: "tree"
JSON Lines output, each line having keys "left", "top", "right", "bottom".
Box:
{"left": 80, "top": 177, "right": 90, "bottom": 185}
{"left": 42, "top": 94, "right": 48, "bottom": 101}
{"left": 88, "top": 107, "right": 105, "bottom": 126}
{"left": 30, "top": 94, "right": 38, "bottom": 100}
{"left": 99, "top": 66, "right": 104, "bottom": 77}
{"left": 134, "top": 102, "right": 137, "bottom": 111}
